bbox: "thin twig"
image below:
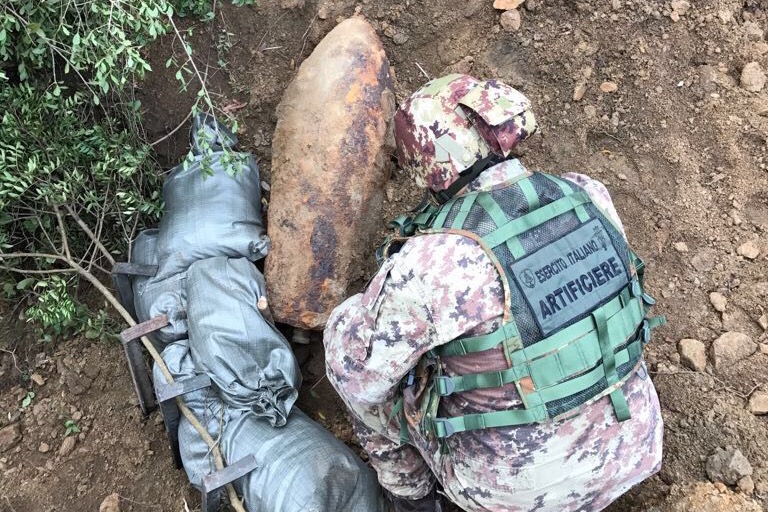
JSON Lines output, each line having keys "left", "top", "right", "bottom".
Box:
{"left": 599, "top": 131, "right": 622, "bottom": 143}
{"left": 127, "top": 211, "right": 140, "bottom": 263}
{"left": 295, "top": 15, "right": 318, "bottom": 65}
{"left": 64, "top": 205, "right": 116, "bottom": 267}
{"left": 114, "top": 494, "right": 162, "bottom": 510}
{"left": 54, "top": 206, "right": 71, "bottom": 260}
{"left": 3, "top": 495, "right": 18, "bottom": 512}
{"left": 150, "top": 110, "right": 193, "bottom": 147}
{"left": 0, "top": 265, "right": 76, "bottom": 275}
{"left": 0, "top": 348, "right": 20, "bottom": 374}
{"left": 415, "top": 62, "right": 430, "bottom": 80}
{"left": 310, "top": 374, "right": 327, "bottom": 391}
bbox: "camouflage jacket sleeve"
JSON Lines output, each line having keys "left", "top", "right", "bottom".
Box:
{"left": 563, "top": 172, "right": 626, "bottom": 236}
{"left": 324, "top": 233, "right": 506, "bottom": 406}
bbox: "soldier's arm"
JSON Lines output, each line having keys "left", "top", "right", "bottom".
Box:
{"left": 324, "top": 234, "right": 504, "bottom": 407}
{"left": 352, "top": 418, "right": 436, "bottom": 500}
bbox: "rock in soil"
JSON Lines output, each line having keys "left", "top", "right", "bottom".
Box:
{"left": 58, "top": 436, "right": 76, "bottom": 457}
{"left": 600, "top": 81, "right": 618, "bottom": 93}
{"left": 711, "top": 332, "right": 757, "bottom": 369}
{"left": 38, "top": 442, "right": 50, "bottom": 453}
{"left": 738, "top": 476, "right": 756, "bottom": 495}
{"left": 674, "top": 241, "right": 689, "bottom": 253}
{"left": 737, "top": 240, "right": 761, "bottom": 259}
{"left": 740, "top": 63, "right": 766, "bottom": 92}
{"left": 758, "top": 314, "right": 768, "bottom": 331}
{"left": 99, "top": 493, "right": 121, "bottom": 512}
{"left": 30, "top": 373, "right": 45, "bottom": 386}
{"left": 0, "top": 423, "right": 22, "bottom": 452}
{"left": 573, "top": 83, "right": 587, "bottom": 101}
{"left": 493, "top": 0, "right": 524, "bottom": 9}
{"left": 709, "top": 292, "right": 727, "bottom": 312}
{"left": 279, "top": 0, "right": 305, "bottom": 8}
{"left": 705, "top": 446, "right": 753, "bottom": 485}
{"left": 743, "top": 22, "right": 765, "bottom": 42}
{"left": 392, "top": 32, "right": 409, "bottom": 45}
{"left": 670, "top": 0, "right": 690, "bottom": 13}
{"left": 678, "top": 338, "right": 707, "bottom": 372}
{"left": 499, "top": 10, "right": 521, "bottom": 32}
{"left": 691, "top": 249, "right": 717, "bottom": 272}
{"left": 748, "top": 391, "right": 768, "bottom": 415}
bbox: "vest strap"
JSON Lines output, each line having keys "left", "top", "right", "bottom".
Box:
{"left": 433, "top": 405, "right": 549, "bottom": 438}
{"left": 476, "top": 193, "right": 525, "bottom": 258}
{"left": 542, "top": 174, "right": 590, "bottom": 222}
{"left": 450, "top": 193, "right": 479, "bottom": 229}
{"left": 482, "top": 192, "right": 592, "bottom": 248}
{"left": 517, "top": 176, "right": 541, "bottom": 211}
{"left": 435, "top": 293, "right": 647, "bottom": 396}
{"left": 436, "top": 321, "right": 520, "bottom": 357}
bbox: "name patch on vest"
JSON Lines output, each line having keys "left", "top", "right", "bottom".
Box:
{"left": 510, "top": 218, "right": 628, "bottom": 336}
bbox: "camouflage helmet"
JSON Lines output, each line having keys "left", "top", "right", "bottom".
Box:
{"left": 394, "top": 74, "right": 538, "bottom": 192}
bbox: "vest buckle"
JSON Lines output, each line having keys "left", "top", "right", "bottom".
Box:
{"left": 433, "top": 418, "right": 456, "bottom": 438}
{"left": 434, "top": 376, "right": 456, "bottom": 396}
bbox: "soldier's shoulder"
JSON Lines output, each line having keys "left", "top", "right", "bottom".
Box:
{"left": 386, "top": 231, "right": 495, "bottom": 285}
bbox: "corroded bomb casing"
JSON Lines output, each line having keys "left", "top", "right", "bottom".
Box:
{"left": 265, "top": 17, "right": 395, "bottom": 330}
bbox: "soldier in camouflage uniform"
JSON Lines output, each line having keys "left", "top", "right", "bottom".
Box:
{"left": 324, "top": 74, "right": 664, "bottom": 512}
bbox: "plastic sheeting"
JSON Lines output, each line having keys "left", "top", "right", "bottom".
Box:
{"left": 156, "top": 115, "right": 270, "bottom": 280}
{"left": 155, "top": 340, "right": 384, "bottom": 512}
{"left": 186, "top": 257, "right": 300, "bottom": 426}
{"left": 131, "top": 229, "right": 188, "bottom": 345}
{"left": 143, "top": 114, "right": 383, "bottom": 511}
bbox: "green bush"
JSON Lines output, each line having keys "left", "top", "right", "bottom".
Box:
{"left": 0, "top": 0, "right": 254, "bottom": 341}
{"left": 0, "top": 84, "right": 163, "bottom": 252}
{"left": 174, "top": 0, "right": 256, "bottom": 20}
{"left": 0, "top": 1, "right": 170, "bottom": 340}
{"left": 0, "top": 1, "right": 169, "bottom": 91}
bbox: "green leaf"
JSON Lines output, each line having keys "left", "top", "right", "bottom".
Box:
{"left": 21, "top": 391, "right": 35, "bottom": 408}
{"left": 16, "top": 277, "right": 35, "bottom": 290}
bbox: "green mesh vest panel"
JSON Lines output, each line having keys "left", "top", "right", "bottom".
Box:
{"left": 401, "top": 171, "right": 663, "bottom": 439}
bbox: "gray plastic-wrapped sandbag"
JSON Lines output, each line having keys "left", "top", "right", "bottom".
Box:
{"left": 156, "top": 115, "right": 270, "bottom": 279}
{"left": 130, "top": 229, "right": 188, "bottom": 345}
{"left": 154, "top": 340, "right": 385, "bottom": 512}
{"left": 186, "top": 257, "right": 300, "bottom": 426}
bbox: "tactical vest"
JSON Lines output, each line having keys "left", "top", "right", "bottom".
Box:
{"left": 383, "top": 167, "right": 664, "bottom": 440}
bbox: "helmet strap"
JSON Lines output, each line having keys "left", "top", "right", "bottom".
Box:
{"left": 433, "top": 154, "right": 504, "bottom": 204}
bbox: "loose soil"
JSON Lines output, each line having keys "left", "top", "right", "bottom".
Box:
{"left": 2, "top": 0, "right": 768, "bottom": 510}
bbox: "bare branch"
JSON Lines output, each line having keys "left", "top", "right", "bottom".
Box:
{"left": 150, "top": 110, "right": 192, "bottom": 147}
{"left": 54, "top": 205, "right": 71, "bottom": 260}
{"left": 127, "top": 211, "right": 140, "bottom": 263}
{"left": 64, "top": 204, "right": 116, "bottom": 266}
{"left": 0, "top": 265, "right": 76, "bottom": 275}
{"left": 0, "top": 252, "right": 67, "bottom": 262}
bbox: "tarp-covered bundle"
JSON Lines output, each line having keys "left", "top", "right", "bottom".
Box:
{"left": 132, "top": 114, "right": 383, "bottom": 511}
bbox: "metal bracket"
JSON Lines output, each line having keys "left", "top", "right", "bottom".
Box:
{"left": 155, "top": 373, "right": 212, "bottom": 469}
{"left": 201, "top": 454, "right": 259, "bottom": 512}
{"left": 119, "top": 314, "right": 169, "bottom": 417}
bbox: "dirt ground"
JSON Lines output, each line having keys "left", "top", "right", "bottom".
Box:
{"left": 2, "top": 0, "right": 768, "bottom": 510}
